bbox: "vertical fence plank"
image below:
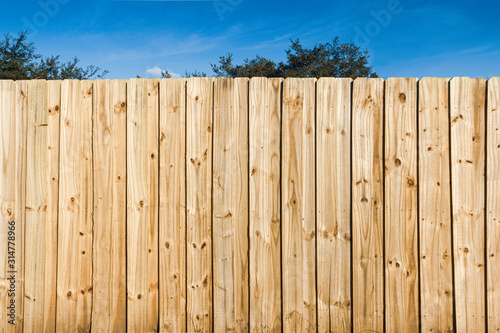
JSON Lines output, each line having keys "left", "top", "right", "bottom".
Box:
{"left": 92, "top": 79, "right": 127, "bottom": 332}
{"left": 352, "top": 78, "right": 385, "bottom": 333}
{"left": 316, "top": 78, "right": 352, "bottom": 332}
{"left": 0, "top": 80, "right": 27, "bottom": 333}
{"left": 249, "top": 77, "right": 282, "bottom": 333}
{"left": 147, "top": 78, "right": 160, "bottom": 332}
{"left": 282, "top": 78, "right": 316, "bottom": 332}
{"left": 487, "top": 77, "right": 500, "bottom": 332}
{"left": 57, "top": 80, "right": 94, "bottom": 332}
{"left": 418, "top": 78, "right": 454, "bottom": 332}
{"left": 186, "top": 77, "right": 214, "bottom": 333}
{"left": 13, "top": 81, "right": 28, "bottom": 333}
{"left": 159, "top": 78, "right": 187, "bottom": 332}
{"left": 450, "top": 77, "right": 486, "bottom": 332}
{"left": 127, "top": 78, "right": 159, "bottom": 332}
{"left": 24, "top": 80, "right": 58, "bottom": 332}
{"left": 385, "top": 78, "right": 419, "bottom": 332}
{"left": 213, "top": 78, "right": 249, "bottom": 332}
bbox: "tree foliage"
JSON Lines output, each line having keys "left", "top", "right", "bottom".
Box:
{"left": 0, "top": 31, "right": 108, "bottom": 80}
{"left": 211, "top": 38, "right": 377, "bottom": 78}
{"left": 160, "top": 69, "right": 207, "bottom": 78}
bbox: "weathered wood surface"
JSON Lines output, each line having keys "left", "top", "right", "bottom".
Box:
{"left": 450, "top": 77, "right": 486, "bottom": 332}
{"left": 352, "top": 78, "right": 385, "bottom": 333}
{"left": 316, "top": 78, "right": 351, "bottom": 332}
{"left": 213, "top": 77, "right": 249, "bottom": 333}
{"left": 418, "top": 77, "right": 454, "bottom": 332}
{"left": 249, "top": 77, "right": 282, "bottom": 333}
{"left": 385, "top": 78, "right": 419, "bottom": 332}
{"left": 0, "top": 77, "right": 498, "bottom": 333}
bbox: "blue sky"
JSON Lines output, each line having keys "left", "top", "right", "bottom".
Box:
{"left": 1, "top": 0, "right": 499, "bottom": 79}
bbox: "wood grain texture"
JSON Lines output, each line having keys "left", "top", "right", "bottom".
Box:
{"left": 450, "top": 77, "right": 486, "bottom": 332}
{"left": 12, "top": 81, "right": 28, "bottom": 333}
{"left": 384, "top": 77, "right": 419, "bottom": 332}
{"left": 213, "top": 78, "right": 249, "bottom": 333}
{"left": 352, "top": 78, "right": 384, "bottom": 333}
{"left": 92, "top": 79, "right": 127, "bottom": 332}
{"left": 281, "top": 78, "right": 316, "bottom": 332}
{"left": 159, "top": 78, "right": 187, "bottom": 332}
{"left": 0, "top": 80, "right": 27, "bottom": 333}
{"left": 249, "top": 77, "right": 282, "bottom": 333}
{"left": 127, "top": 78, "right": 160, "bottom": 332}
{"left": 418, "top": 78, "right": 454, "bottom": 332}
{"left": 487, "top": 77, "right": 500, "bottom": 332}
{"left": 3, "top": 77, "right": 500, "bottom": 333}
{"left": 24, "top": 80, "right": 58, "bottom": 333}
{"left": 56, "top": 80, "right": 94, "bottom": 332}
{"left": 186, "top": 77, "right": 214, "bottom": 333}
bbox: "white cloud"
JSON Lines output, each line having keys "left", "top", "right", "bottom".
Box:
{"left": 144, "top": 66, "right": 181, "bottom": 78}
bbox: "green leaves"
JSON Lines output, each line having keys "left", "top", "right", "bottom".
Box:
{"left": 210, "top": 38, "right": 377, "bottom": 78}
{"left": 0, "top": 31, "right": 108, "bottom": 80}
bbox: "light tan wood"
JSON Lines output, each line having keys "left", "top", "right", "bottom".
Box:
{"left": 249, "top": 77, "right": 282, "bottom": 333}
{"left": 316, "top": 78, "right": 352, "bottom": 332}
{"left": 450, "top": 77, "right": 486, "bottom": 332}
{"left": 487, "top": 77, "right": 500, "bottom": 332}
{"left": 127, "top": 78, "right": 160, "bottom": 332}
{"left": 186, "top": 77, "right": 214, "bottom": 333}
{"left": 12, "top": 80, "right": 28, "bottom": 333}
{"left": 418, "top": 77, "right": 454, "bottom": 332}
{"left": 159, "top": 78, "right": 187, "bottom": 332}
{"left": 282, "top": 78, "right": 316, "bottom": 332}
{"left": 384, "top": 77, "right": 419, "bottom": 332}
{"left": 213, "top": 77, "right": 249, "bottom": 333}
{"left": 92, "top": 79, "right": 127, "bottom": 332}
{"left": 56, "top": 80, "right": 93, "bottom": 332}
{"left": 0, "top": 80, "right": 27, "bottom": 333}
{"left": 352, "top": 78, "right": 384, "bottom": 333}
{"left": 24, "top": 80, "right": 58, "bottom": 332}
{"left": 4, "top": 76, "right": 500, "bottom": 333}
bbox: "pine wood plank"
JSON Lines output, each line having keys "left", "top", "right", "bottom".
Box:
{"left": 282, "top": 78, "right": 317, "bottom": 332}
{"left": 186, "top": 77, "right": 214, "bottom": 333}
{"left": 487, "top": 77, "right": 500, "bottom": 332}
{"left": 23, "top": 80, "right": 58, "bottom": 332}
{"left": 450, "top": 77, "right": 486, "bottom": 332}
{"left": 127, "top": 78, "right": 160, "bottom": 332}
{"left": 384, "top": 77, "right": 419, "bottom": 332}
{"left": 418, "top": 77, "right": 454, "bottom": 332}
{"left": 12, "top": 80, "right": 28, "bottom": 333}
{"left": 159, "top": 78, "right": 187, "bottom": 332}
{"left": 0, "top": 80, "right": 27, "bottom": 333}
{"left": 249, "top": 77, "right": 282, "bottom": 333}
{"left": 56, "top": 80, "right": 94, "bottom": 332}
{"left": 352, "top": 78, "right": 384, "bottom": 333}
{"left": 213, "top": 77, "right": 250, "bottom": 333}
{"left": 92, "top": 79, "right": 127, "bottom": 332}
{"left": 316, "top": 78, "right": 352, "bottom": 332}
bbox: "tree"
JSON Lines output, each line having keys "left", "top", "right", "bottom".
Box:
{"left": 211, "top": 54, "right": 281, "bottom": 78}
{"left": 211, "top": 38, "right": 377, "bottom": 78}
{"left": 184, "top": 70, "right": 207, "bottom": 78}
{"left": 0, "top": 31, "right": 108, "bottom": 80}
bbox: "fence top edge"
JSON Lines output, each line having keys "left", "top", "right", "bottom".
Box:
{"left": 1, "top": 76, "right": 499, "bottom": 83}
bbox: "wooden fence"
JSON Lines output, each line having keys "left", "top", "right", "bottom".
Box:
{"left": 0, "top": 77, "right": 499, "bottom": 333}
